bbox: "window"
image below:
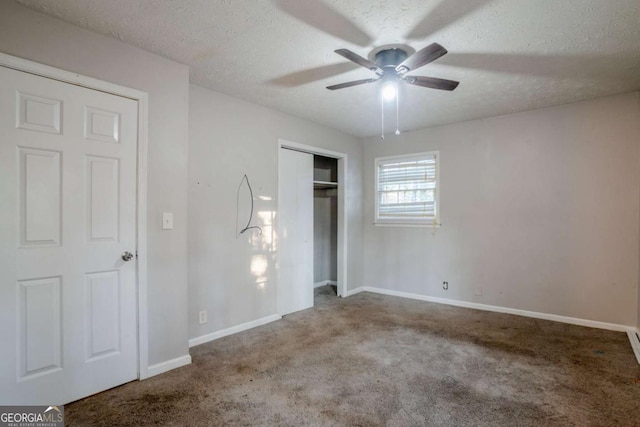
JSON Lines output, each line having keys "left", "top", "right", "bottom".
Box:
{"left": 375, "top": 151, "right": 439, "bottom": 226}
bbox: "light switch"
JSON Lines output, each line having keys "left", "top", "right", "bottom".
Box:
{"left": 162, "top": 212, "right": 174, "bottom": 230}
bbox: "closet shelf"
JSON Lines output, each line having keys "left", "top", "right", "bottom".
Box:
{"left": 313, "top": 180, "right": 338, "bottom": 189}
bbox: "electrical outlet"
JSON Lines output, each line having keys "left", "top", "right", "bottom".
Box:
{"left": 474, "top": 287, "right": 483, "bottom": 296}
{"left": 442, "top": 281, "right": 448, "bottom": 291}
{"left": 199, "top": 310, "right": 207, "bottom": 325}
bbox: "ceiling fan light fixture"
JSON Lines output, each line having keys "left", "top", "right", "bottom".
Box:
{"left": 381, "top": 81, "right": 397, "bottom": 101}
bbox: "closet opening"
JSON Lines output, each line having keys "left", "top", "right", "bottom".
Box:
{"left": 277, "top": 139, "right": 348, "bottom": 316}
{"left": 313, "top": 155, "right": 338, "bottom": 305}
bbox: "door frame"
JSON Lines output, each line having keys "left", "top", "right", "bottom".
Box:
{"left": 277, "top": 139, "right": 348, "bottom": 313}
{"left": 0, "top": 52, "right": 151, "bottom": 379}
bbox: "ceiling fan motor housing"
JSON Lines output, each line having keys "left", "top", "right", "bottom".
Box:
{"left": 375, "top": 48, "right": 409, "bottom": 70}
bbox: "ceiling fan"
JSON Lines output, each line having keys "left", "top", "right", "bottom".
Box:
{"left": 326, "top": 43, "right": 459, "bottom": 93}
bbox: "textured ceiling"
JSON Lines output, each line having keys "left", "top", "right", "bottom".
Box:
{"left": 16, "top": 0, "right": 640, "bottom": 137}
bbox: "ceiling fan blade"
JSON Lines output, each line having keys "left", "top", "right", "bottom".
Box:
{"left": 396, "top": 43, "right": 448, "bottom": 73}
{"left": 269, "top": 62, "right": 359, "bottom": 87}
{"left": 434, "top": 52, "right": 640, "bottom": 79}
{"left": 335, "top": 49, "right": 383, "bottom": 75}
{"left": 406, "top": 0, "right": 492, "bottom": 40}
{"left": 326, "top": 78, "right": 378, "bottom": 90}
{"left": 273, "top": 0, "right": 372, "bottom": 47}
{"left": 403, "top": 76, "right": 459, "bottom": 91}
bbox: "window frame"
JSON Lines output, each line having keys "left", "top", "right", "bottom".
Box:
{"left": 374, "top": 150, "right": 440, "bottom": 227}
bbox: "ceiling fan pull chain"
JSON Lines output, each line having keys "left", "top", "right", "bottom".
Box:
{"left": 380, "top": 92, "right": 385, "bottom": 139}
{"left": 395, "top": 89, "right": 400, "bottom": 136}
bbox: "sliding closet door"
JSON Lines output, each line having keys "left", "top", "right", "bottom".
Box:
{"left": 279, "top": 148, "right": 314, "bottom": 315}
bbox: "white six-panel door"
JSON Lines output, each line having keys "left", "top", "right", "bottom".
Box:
{"left": 0, "top": 66, "right": 138, "bottom": 405}
{"left": 278, "top": 148, "right": 314, "bottom": 315}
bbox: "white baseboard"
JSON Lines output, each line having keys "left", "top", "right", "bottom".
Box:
{"left": 314, "top": 280, "right": 338, "bottom": 288}
{"left": 146, "top": 354, "right": 192, "bottom": 378}
{"left": 345, "top": 286, "right": 636, "bottom": 333}
{"left": 344, "top": 287, "right": 364, "bottom": 297}
{"left": 189, "top": 314, "right": 282, "bottom": 348}
{"left": 627, "top": 330, "right": 640, "bottom": 364}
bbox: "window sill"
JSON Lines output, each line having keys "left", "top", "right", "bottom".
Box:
{"left": 374, "top": 222, "right": 441, "bottom": 228}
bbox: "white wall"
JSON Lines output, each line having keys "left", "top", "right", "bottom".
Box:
{"left": 188, "top": 84, "right": 363, "bottom": 341}
{"left": 363, "top": 92, "right": 640, "bottom": 327}
{"left": 0, "top": 2, "right": 190, "bottom": 367}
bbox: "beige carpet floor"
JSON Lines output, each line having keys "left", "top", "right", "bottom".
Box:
{"left": 65, "top": 286, "right": 640, "bottom": 426}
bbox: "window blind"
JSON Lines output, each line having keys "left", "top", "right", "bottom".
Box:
{"left": 376, "top": 153, "right": 437, "bottom": 222}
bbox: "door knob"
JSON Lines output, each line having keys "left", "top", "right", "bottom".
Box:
{"left": 121, "top": 251, "right": 134, "bottom": 262}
